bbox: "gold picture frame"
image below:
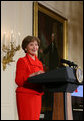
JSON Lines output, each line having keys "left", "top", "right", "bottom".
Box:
{"left": 33, "top": 1, "right": 68, "bottom": 60}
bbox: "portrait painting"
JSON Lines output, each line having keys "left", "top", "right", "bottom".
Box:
{"left": 33, "top": 2, "right": 68, "bottom": 72}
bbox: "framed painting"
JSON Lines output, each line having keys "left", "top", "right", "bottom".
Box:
{"left": 33, "top": 2, "right": 68, "bottom": 72}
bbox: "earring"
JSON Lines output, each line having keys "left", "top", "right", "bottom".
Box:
{"left": 25, "top": 48, "right": 27, "bottom": 52}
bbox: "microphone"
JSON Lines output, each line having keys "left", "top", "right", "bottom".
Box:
{"left": 60, "top": 59, "right": 78, "bottom": 67}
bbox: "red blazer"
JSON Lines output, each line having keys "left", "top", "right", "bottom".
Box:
{"left": 15, "top": 53, "right": 44, "bottom": 95}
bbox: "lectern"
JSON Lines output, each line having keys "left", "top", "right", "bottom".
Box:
{"left": 28, "top": 66, "right": 82, "bottom": 120}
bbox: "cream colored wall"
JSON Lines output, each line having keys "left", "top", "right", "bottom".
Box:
{"left": 1, "top": 1, "right": 83, "bottom": 120}
{"left": 1, "top": 1, "right": 33, "bottom": 120}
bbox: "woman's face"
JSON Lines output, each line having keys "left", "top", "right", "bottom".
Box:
{"left": 26, "top": 40, "right": 39, "bottom": 56}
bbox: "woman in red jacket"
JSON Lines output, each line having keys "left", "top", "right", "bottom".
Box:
{"left": 15, "top": 35, "right": 44, "bottom": 120}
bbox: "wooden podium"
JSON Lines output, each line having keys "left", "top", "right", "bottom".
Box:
{"left": 28, "top": 66, "right": 81, "bottom": 120}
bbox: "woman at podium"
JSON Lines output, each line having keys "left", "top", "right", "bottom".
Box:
{"left": 15, "top": 36, "right": 44, "bottom": 120}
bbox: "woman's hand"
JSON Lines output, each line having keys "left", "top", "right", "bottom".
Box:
{"left": 29, "top": 70, "right": 45, "bottom": 77}
{"left": 35, "top": 70, "right": 44, "bottom": 75}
